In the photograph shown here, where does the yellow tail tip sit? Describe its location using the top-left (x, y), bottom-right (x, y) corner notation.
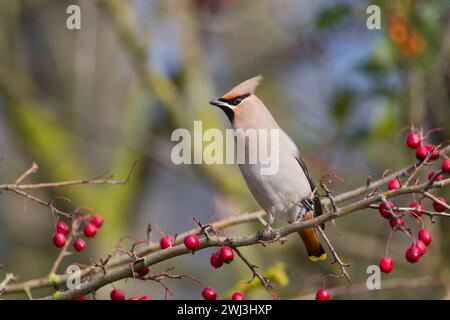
top-left (309, 253), bottom-right (327, 262)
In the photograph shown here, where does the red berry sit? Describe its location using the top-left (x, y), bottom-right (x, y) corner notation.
top-left (433, 197), bottom-right (447, 212)
top-left (90, 214), bottom-right (104, 228)
top-left (220, 246), bottom-right (234, 264)
top-left (405, 246), bottom-right (421, 263)
top-left (442, 159), bottom-right (450, 173)
top-left (232, 292), bottom-right (245, 300)
top-left (414, 240), bottom-right (427, 256)
top-left (56, 222), bottom-right (69, 236)
top-left (159, 235), bottom-right (174, 249)
top-left (137, 266), bottom-right (150, 277)
top-left (378, 200), bottom-right (395, 219)
top-left (426, 144), bottom-right (440, 160)
top-left (53, 233), bottom-right (66, 248)
top-left (389, 217), bottom-right (404, 230)
top-left (83, 223), bottom-right (97, 237)
top-left (140, 295), bottom-right (152, 300)
top-left (210, 252), bottom-right (223, 269)
top-left (418, 229), bottom-right (432, 246)
top-left (406, 131), bottom-right (421, 149)
top-left (315, 289), bottom-right (330, 300)
top-left (73, 239), bottom-right (87, 252)
top-left (110, 288), bottom-right (125, 300)
top-left (184, 234), bottom-right (200, 250)
top-left (408, 202), bottom-right (424, 217)
top-left (415, 145), bottom-right (428, 161)
top-left (73, 296), bottom-right (85, 300)
top-left (388, 179), bottom-right (401, 190)
top-left (202, 287), bottom-right (217, 300)
top-left (428, 170), bottom-right (443, 181)
top-left (379, 256), bottom-right (394, 273)
top-left (128, 296), bottom-right (139, 300)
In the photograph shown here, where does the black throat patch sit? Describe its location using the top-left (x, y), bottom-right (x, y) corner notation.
top-left (217, 93), bottom-right (251, 122)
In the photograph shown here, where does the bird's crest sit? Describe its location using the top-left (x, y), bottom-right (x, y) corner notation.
top-left (222, 75), bottom-right (263, 100)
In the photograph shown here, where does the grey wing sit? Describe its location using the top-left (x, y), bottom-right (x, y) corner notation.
top-left (295, 155), bottom-right (324, 223)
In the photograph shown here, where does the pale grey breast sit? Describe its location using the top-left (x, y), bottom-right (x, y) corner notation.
top-left (237, 129), bottom-right (312, 222)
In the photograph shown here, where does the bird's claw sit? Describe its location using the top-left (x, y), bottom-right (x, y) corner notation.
top-left (301, 198), bottom-right (315, 212)
top-left (256, 227), bottom-right (281, 242)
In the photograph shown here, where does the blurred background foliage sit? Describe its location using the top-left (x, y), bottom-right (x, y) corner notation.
top-left (0, 0), bottom-right (449, 299)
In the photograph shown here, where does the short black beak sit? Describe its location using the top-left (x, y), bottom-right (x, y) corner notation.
top-left (209, 99), bottom-right (222, 107)
top-left (209, 99), bottom-right (234, 122)
top-left (209, 99), bottom-right (231, 109)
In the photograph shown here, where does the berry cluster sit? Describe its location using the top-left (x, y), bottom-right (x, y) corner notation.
top-left (52, 214), bottom-right (104, 253)
top-left (406, 130), bottom-right (444, 163)
top-left (315, 129), bottom-right (448, 300)
top-left (156, 229), bottom-right (242, 300)
top-left (375, 129), bottom-right (448, 272)
top-left (210, 246), bottom-right (234, 268)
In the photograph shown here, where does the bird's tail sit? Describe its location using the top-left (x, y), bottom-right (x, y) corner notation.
top-left (297, 212), bottom-right (326, 261)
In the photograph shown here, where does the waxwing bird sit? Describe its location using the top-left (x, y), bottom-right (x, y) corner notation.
top-left (209, 75), bottom-right (326, 261)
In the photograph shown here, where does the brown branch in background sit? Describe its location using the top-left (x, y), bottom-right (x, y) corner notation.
top-left (0, 160), bottom-right (138, 190)
top-left (0, 161), bottom-right (138, 219)
top-left (4, 187), bottom-right (72, 218)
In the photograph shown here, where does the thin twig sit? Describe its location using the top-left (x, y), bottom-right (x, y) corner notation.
top-left (233, 247), bottom-right (279, 300)
top-left (423, 191), bottom-right (450, 211)
top-left (49, 235), bottom-right (74, 275)
top-left (320, 174), bottom-right (343, 213)
top-left (1, 160), bottom-right (137, 190)
top-left (15, 162), bottom-right (39, 184)
top-left (317, 226), bottom-right (351, 285)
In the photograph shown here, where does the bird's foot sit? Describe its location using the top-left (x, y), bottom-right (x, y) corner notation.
top-left (256, 227), bottom-right (281, 242)
top-left (293, 198), bottom-right (315, 222)
top-left (301, 198), bottom-right (315, 212)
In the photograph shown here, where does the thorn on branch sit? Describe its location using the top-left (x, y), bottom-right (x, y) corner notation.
top-left (320, 173), bottom-right (343, 214)
top-left (90, 254), bottom-right (112, 276)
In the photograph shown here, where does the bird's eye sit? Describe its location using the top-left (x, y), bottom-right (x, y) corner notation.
top-left (221, 93), bottom-right (250, 106)
top-left (233, 98), bottom-right (242, 105)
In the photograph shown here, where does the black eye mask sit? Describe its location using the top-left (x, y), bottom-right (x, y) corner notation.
top-left (219, 93), bottom-right (251, 106)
